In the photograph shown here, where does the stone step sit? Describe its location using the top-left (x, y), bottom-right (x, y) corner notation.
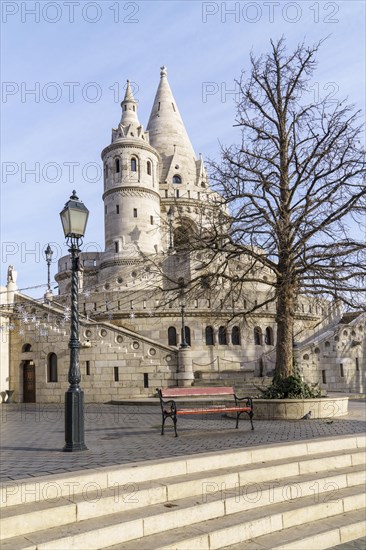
top-left (1, 436), bottom-right (364, 548)
top-left (219, 508), bottom-right (366, 550)
top-left (102, 485), bottom-right (365, 550)
top-left (1, 454), bottom-right (364, 544)
top-left (1, 435), bottom-right (364, 510)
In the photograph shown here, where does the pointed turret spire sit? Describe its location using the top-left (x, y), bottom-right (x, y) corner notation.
top-left (147, 67), bottom-right (197, 183)
top-left (120, 79), bottom-right (139, 126)
top-left (111, 79), bottom-right (150, 143)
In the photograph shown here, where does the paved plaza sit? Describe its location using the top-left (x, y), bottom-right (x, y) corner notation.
top-left (0, 398), bottom-right (365, 550)
top-left (1, 399), bottom-right (365, 483)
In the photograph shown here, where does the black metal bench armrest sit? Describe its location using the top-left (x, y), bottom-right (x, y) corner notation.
top-left (156, 390), bottom-right (177, 415)
top-left (234, 395), bottom-right (253, 409)
top-left (161, 399), bottom-right (177, 415)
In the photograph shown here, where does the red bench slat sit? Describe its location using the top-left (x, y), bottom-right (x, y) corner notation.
top-left (160, 387), bottom-right (234, 398)
top-left (176, 407), bottom-right (251, 415)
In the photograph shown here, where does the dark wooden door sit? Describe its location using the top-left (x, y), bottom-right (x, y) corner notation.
top-left (23, 362), bottom-right (36, 402)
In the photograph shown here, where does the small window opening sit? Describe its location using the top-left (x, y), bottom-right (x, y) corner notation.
top-left (115, 241), bottom-right (119, 253)
top-left (168, 326), bottom-right (177, 346)
top-left (218, 326), bottom-right (227, 345)
top-left (115, 159), bottom-right (120, 173)
top-left (232, 326), bottom-right (240, 346)
top-left (356, 358), bottom-right (359, 371)
top-left (133, 208), bottom-right (137, 218)
top-left (322, 370), bottom-right (327, 384)
top-left (205, 326), bottom-right (214, 346)
top-left (340, 363), bottom-right (344, 377)
top-left (116, 205), bottom-right (119, 214)
top-left (131, 158), bottom-right (137, 172)
top-left (147, 161), bottom-right (151, 175)
top-left (150, 215), bottom-right (154, 225)
top-left (86, 361), bottom-right (90, 375)
top-left (114, 367), bottom-right (119, 382)
top-left (143, 373), bottom-right (149, 388)
top-left (47, 353), bottom-right (58, 382)
top-left (173, 175), bottom-right (181, 184)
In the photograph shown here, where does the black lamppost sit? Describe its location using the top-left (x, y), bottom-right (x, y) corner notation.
top-left (180, 302), bottom-right (188, 348)
top-left (167, 207), bottom-right (174, 252)
top-left (60, 190), bottom-right (89, 452)
top-left (45, 244), bottom-right (53, 292)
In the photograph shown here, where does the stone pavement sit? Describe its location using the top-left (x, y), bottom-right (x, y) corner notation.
top-left (1, 400), bottom-right (365, 483)
top-left (0, 400), bottom-right (365, 550)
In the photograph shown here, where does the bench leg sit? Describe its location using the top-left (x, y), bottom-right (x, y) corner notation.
top-left (235, 411), bottom-right (241, 429)
top-left (249, 411), bottom-right (254, 430)
top-left (235, 411), bottom-right (254, 430)
top-left (161, 414), bottom-right (178, 437)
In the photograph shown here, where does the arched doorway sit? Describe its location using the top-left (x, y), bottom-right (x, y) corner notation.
top-left (23, 361), bottom-right (36, 402)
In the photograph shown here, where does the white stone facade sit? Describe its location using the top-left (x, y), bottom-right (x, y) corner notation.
top-left (1, 68), bottom-right (364, 403)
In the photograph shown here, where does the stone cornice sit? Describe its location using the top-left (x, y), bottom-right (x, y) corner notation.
top-left (103, 186), bottom-right (161, 201)
top-left (100, 259), bottom-right (145, 269)
top-left (101, 141), bottom-right (159, 159)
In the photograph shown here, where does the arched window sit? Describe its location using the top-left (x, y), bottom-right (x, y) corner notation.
top-left (265, 327), bottom-right (274, 345)
top-left (147, 161), bottom-right (152, 175)
top-left (168, 326), bottom-right (177, 346)
top-left (131, 157), bottom-right (137, 172)
top-left (231, 326), bottom-right (240, 345)
top-left (182, 326), bottom-right (191, 346)
top-left (205, 326), bottom-right (214, 345)
top-left (104, 163), bottom-right (108, 179)
top-left (173, 174), bottom-right (181, 184)
top-left (218, 326), bottom-right (227, 345)
top-left (115, 158), bottom-right (120, 173)
top-left (254, 327), bottom-right (263, 345)
top-left (22, 343), bottom-right (32, 352)
top-left (47, 353), bottom-right (58, 383)
top-left (174, 226), bottom-right (191, 250)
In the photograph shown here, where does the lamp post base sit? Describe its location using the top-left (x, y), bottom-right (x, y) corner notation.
top-left (63, 389), bottom-right (88, 452)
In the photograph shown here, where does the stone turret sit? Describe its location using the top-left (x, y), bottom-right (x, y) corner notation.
top-left (101, 80), bottom-right (161, 275)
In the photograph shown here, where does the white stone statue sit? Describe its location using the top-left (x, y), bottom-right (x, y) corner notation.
top-left (7, 265), bottom-right (17, 285)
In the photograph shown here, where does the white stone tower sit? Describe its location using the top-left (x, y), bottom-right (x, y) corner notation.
top-left (100, 81), bottom-right (161, 282)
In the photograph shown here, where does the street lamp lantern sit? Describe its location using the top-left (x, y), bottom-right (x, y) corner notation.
top-left (60, 190), bottom-right (89, 240)
top-left (45, 243), bottom-right (53, 262)
top-left (60, 191), bottom-right (88, 452)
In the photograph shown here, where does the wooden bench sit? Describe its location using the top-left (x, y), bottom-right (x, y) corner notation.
top-left (157, 387), bottom-right (254, 437)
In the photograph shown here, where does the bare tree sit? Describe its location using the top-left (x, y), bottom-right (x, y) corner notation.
top-left (187, 38), bottom-right (366, 380)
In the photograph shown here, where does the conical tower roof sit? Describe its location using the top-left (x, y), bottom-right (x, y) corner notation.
top-left (111, 80), bottom-right (149, 143)
top-left (147, 67), bottom-right (197, 183)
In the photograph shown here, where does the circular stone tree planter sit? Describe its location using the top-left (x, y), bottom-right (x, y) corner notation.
top-left (252, 396), bottom-right (349, 420)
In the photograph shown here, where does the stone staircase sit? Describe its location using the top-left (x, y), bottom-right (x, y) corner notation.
top-left (194, 371), bottom-right (272, 396)
top-left (1, 435), bottom-right (365, 550)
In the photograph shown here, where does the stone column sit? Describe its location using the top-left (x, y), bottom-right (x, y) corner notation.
top-left (177, 346), bottom-right (194, 387)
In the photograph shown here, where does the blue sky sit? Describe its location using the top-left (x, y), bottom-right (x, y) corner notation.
top-left (1, 0), bottom-right (365, 297)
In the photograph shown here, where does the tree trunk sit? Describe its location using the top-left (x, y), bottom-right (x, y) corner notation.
top-left (275, 279), bottom-right (296, 380)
